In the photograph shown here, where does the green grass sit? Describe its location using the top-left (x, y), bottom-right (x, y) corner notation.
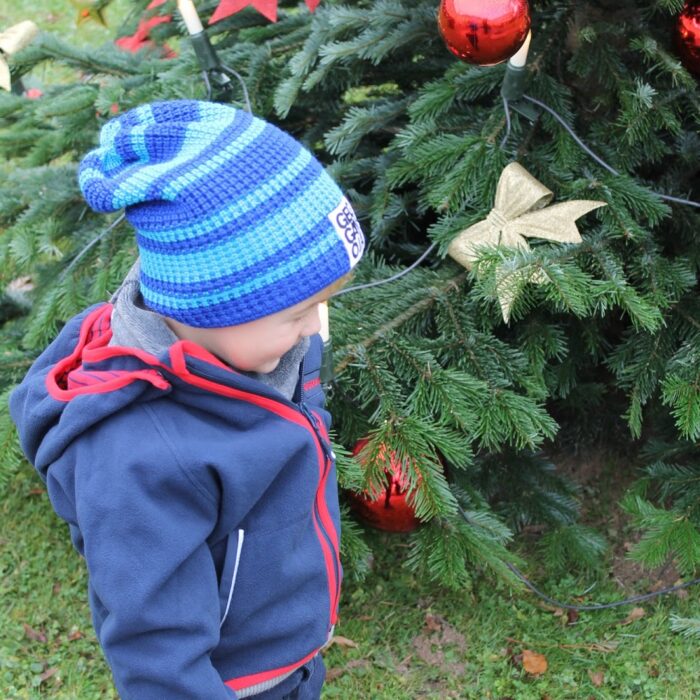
top-left (2, 464), bottom-right (699, 699)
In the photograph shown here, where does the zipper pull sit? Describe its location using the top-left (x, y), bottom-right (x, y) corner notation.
top-left (300, 401), bottom-right (334, 462)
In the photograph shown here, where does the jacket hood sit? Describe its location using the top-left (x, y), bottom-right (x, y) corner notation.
top-left (10, 304), bottom-right (173, 481)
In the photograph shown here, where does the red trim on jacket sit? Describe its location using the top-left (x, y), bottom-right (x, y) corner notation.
top-left (46, 305), bottom-right (170, 400)
top-left (224, 647), bottom-right (319, 692)
top-left (303, 377), bottom-right (321, 392)
top-left (311, 410), bottom-right (342, 620)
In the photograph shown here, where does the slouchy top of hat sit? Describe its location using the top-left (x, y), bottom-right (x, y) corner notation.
top-left (78, 100), bottom-right (365, 328)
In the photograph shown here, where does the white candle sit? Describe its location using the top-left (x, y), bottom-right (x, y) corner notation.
top-left (177, 0), bottom-right (205, 35)
top-left (509, 30), bottom-right (532, 68)
top-left (319, 302), bottom-right (330, 342)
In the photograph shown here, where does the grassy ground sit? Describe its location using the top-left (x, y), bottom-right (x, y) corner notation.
top-left (2, 459), bottom-right (699, 699)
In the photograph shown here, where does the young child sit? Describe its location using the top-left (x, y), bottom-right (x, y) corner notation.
top-left (10, 100), bottom-right (365, 699)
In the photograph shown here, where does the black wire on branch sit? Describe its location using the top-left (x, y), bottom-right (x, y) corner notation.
top-left (456, 507), bottom-right (700, 611)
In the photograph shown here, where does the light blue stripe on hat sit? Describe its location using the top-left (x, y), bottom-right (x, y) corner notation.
top-left (138, 172), bottom-right (340, 281)
top-left (161, 115), bottom-right (266, 200)
top-left (109, 113), bottom-right (237, 210)
top-left (98, 118), bottom-right (124, 173)
top-left (142, 232), bottom-right (339, 310)
top-left (128, 125), bottom-right (150, 164)
top-left (78, 165), bottom-right (105, 192)
top-left (139, 147), bottom-right (314, 243)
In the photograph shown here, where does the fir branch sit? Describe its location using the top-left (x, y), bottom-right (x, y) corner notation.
top-left (334, 272), bottom-right (467, 375)
top-left (669, 615), bottom-right (700, 639)
top-left (622, 494), bottom-right (700, 575)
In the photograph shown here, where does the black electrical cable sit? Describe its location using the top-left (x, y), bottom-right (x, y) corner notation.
top-left (457, 507), bottom-right (700, 610)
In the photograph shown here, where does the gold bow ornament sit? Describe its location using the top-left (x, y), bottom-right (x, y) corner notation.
top-left (447, 162), bottom-right (606, 322)
top-left (0, 21), bottom-right (39, 92)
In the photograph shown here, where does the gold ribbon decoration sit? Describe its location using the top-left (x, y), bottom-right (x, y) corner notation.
top-left (448, 162), bottom-right (606, 322)
top-left (0, 21), bottom-right (39, 92)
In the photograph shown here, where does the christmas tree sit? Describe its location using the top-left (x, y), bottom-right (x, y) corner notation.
top-left (0, 0), bottom-right (698, 594)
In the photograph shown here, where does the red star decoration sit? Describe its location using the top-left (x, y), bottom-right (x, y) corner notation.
top-left (210, 0), bottom-right (278, 24)
top-left (115, 0), bottom-right (176, 57)
top-left (209, 0), bottom-right (320, 24)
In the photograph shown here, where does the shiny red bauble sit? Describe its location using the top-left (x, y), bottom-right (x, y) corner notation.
top-left (347, 438), bottom-right (421, 533)
top-left (438, 0), bottom-right (531, 66)
top-left (675, 1), bottom-right (700, 76)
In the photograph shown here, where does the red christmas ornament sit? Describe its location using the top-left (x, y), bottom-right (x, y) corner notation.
top-left (347, 438), bottom-right (421, 533)
top-left (675, 1), bottom-right (700, 76)
top-left (438, 0), bottom-right (531, 66)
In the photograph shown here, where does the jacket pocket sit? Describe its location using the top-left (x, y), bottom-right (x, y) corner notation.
top-left (219, 528), bottom-right (245, 627)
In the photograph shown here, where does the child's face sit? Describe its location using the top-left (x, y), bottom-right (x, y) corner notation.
top-left (166, 287), bottom-right (329, 374)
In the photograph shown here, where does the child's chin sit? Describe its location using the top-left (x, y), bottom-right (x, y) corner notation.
top-left (253, 358), bottom-right (281, 374)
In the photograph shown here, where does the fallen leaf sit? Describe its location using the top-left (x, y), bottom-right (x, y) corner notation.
top-left (23, 624), bottom-right (47, 643)
top-left (566, 609), bottom-right (580, 624)
top-left (68, 628), bottom-right (83, 641)
top-left (326, 635), bottom-right (358, 649)
top-left (674, 579), bottom-right (689, 599)
top-left (39, 667), bottom-right (59, 683)
top-left (619, 607), bottom-right (645, 625)
top-left (588, 670), bottom-right (605, 687)
top-left (424, 613), bottom-right (442, 632)
top-left (522, 649), bottom-right (548, 676)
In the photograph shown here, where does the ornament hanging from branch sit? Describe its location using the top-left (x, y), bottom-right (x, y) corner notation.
top-left (448, 162), bottom-right (606, 322)
top-left (209, 0), bottom-right (321, 24)
top-left (438, 0), bottom-right (531, 66)
top-left (347, 438), bottom-right (421, 533)
top-left (675, 0), bottom-right (700, 76)
top-left (0, 20), bottom-right (39, 92)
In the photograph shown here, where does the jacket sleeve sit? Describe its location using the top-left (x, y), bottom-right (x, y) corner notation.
top-left (64, 404), bottom-right (237, 700)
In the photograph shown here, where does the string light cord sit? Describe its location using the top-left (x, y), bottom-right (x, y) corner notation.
top-left (520, 94), bottom-right (700, 209)
top-left (331, 241), bottom-right (438, 298)
top-left (506, 561), bottom-right (700, 611)
top-left (501, 95), bottom-right (513, 149)
top-left (456, 506), bottom-right (700, 610)
top-left (202, 62), bottom-right (252, 112)
top-left (60, 213), bottom-right (126, 280)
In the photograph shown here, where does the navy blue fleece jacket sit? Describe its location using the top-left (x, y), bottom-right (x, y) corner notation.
top-left (10, 303), bottom-right (340, 699)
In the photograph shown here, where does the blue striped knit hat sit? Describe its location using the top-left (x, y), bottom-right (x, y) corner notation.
top-left (78, 100), bottom-right (365, 327)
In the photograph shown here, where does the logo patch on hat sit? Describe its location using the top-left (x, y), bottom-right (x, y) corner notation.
top-left (329, 197), bottom-right (365, 267)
